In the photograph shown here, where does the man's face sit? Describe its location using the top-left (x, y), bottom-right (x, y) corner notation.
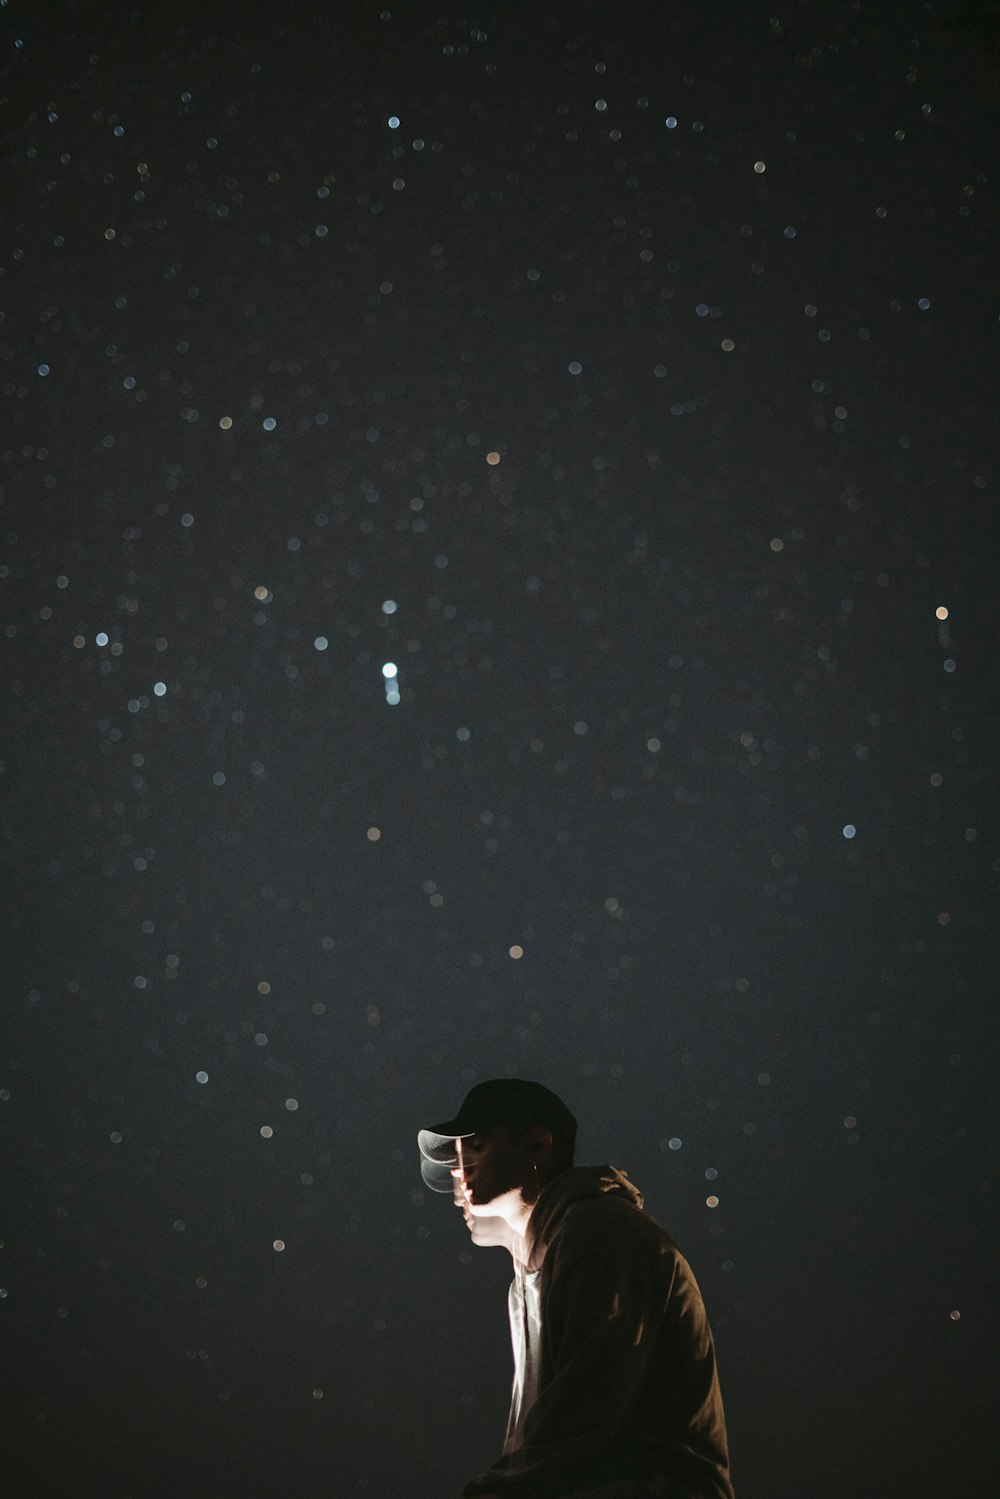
top-left (457, 1125), bottom-right (529, 1211)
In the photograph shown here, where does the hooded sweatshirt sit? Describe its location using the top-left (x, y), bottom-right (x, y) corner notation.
top-left (461, 1165), bottom-right (735, 1499)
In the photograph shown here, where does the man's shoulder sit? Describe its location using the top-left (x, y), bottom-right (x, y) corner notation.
top-left (556, 1192), bottom-right (682, 1256)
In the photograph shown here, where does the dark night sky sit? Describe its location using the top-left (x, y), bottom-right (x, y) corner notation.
top-left (3, 1), bottom-right (998, 1495)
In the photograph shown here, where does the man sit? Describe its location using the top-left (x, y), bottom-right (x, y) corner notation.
top-left (417, 1078), bottom-right (736, 1499)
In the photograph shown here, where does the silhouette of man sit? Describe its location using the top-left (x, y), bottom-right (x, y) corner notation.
top-left (418, 1079), bottom-right (736, 1499)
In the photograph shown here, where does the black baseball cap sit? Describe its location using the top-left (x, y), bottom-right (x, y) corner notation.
top-left (416, 1078), bottom-right (578, 1192)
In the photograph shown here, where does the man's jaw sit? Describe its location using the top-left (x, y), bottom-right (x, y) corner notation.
top-left (467, 1181), bottom-right (524, 1214)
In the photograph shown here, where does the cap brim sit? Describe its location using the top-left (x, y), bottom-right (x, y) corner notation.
top-left (417, 1124), bottom-right (478, 1193)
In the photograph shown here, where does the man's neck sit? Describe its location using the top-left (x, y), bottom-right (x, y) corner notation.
top-left (487, 1182), bottom-right (537, 1242)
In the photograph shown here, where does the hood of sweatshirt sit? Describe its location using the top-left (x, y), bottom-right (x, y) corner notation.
top-left (524, 1163), bottom-right (644, 1274)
